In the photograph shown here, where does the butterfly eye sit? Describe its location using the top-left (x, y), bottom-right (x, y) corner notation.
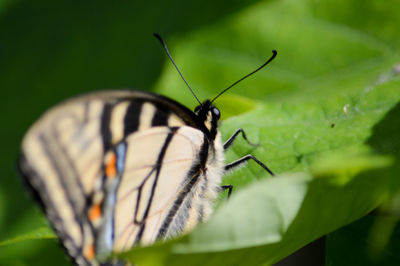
top-left (212, 107), bottom-right (221, 120)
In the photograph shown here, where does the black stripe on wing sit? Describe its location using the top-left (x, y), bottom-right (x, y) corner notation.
top-left (49, 110), bottom-right (89, 202)
top-left (18, 153), bottom-right (90, 266)
top-left (38, 133), bottom-right (87, 247)
top-left (123, 101), bottom-right (143, 137)
top-left (152, 105), bottom-right (170, 127)
top-left (156, 134), bottom-right (209, 239)
top-left (132, 167), bottom-right (156, 225)
top-left (133, 127), bottom-right (179, 244)
top-left (101, 103), bottom-right (113, 150)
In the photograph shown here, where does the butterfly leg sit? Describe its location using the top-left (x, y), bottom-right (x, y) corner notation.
top-left (220, 185), bottom-right (233, 199)
top-left (225, 155), bottom-right (274, 176)
top-left (223, 128), bottom-right (258, 150)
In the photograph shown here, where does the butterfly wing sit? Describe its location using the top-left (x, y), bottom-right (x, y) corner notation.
top-left (19, 90), bottom-right (211, 265)
top-left (110, 126), bottom-right (208, 251)
top-left (20, 95), bottom-right (106, 265)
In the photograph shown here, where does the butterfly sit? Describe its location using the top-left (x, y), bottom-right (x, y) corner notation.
top-left (18, 33), bottom-right (277, 266)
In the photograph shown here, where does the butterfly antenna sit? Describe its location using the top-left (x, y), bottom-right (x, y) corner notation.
top-left (154, 33), bottom-right (202, 105)
top-left (211, 50), bottom-right (277, 103)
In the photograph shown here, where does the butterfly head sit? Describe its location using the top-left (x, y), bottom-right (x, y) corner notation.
top-left (154, 33), bottom-right (276, 140)
top-left (194, 100), bottom-right (220, 140)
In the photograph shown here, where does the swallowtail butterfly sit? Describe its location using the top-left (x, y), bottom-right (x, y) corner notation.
top-left (18, 33), bottom-right (277, 265)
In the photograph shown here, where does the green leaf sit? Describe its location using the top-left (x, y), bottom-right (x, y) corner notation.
top-left (175, 173), bottom-right (311, 253)
top-left (0, 227), bottom-right (55, 247)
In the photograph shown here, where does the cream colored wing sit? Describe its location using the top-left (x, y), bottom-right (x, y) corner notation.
top-left (19, 91), bottom-right (210, 265)
top-left (20, 99), bottom-right (106, 266)
top-left (111, 126), bottom-right (208, 252)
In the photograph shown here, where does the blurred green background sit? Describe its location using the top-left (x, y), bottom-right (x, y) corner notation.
top-left (1, 0), bottom-right (400, 265)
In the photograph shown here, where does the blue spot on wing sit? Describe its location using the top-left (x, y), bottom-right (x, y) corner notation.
top-left (116, 143), bottom-right (127, 173)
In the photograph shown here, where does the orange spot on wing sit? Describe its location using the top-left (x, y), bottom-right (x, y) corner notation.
top-left (85, 243), bottom-right (95, 260)
top-left (89, 204), bottom-right (102, 221)
top-left (105, 152), bottom-right (117, 178)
